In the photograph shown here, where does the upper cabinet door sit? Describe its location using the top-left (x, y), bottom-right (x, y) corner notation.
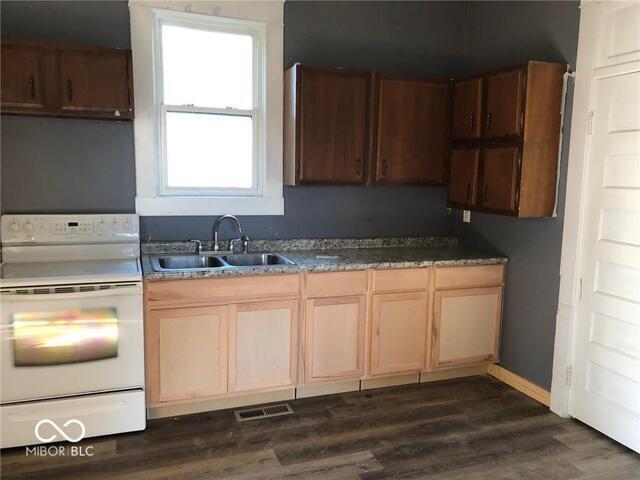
top-left (375, 76), bottom-right (449, 184)
top-left (452, 77), bottom-right (482, 140)
top-left (58, 49), bottom-right (132, 118)
top-left (448, 148), bottom-right (480, 208)
top-left (481, 146), bottom-right (519, 213)
top-left (298, 67), bottom-right (369, 184)
top-left (1, 44), bottom-right (46, 111)
top-left (484, 69), bottom-right (525, 139)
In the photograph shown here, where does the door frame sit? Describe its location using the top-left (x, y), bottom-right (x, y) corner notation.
top-left (550, 0), bottom-right (640, 417)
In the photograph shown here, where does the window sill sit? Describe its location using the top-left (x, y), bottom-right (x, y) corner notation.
top-left (135, 196), bottom-right (284, 216)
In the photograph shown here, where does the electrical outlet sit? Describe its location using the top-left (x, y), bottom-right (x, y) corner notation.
top-left (463, 210), bottom-right (471, 223)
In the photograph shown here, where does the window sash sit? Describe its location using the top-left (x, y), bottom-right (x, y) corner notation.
top-left (154, 12), bottom-right (265, 197)
top-left (159, 104), bottom-right (260, 196)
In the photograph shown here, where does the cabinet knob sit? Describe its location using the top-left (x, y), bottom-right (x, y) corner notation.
top-left (382, 158), bottom-right (389, 176)
top-left (29, 75), bottom-right (36, 99)
top-left (483, 184), bottom-right (488, 202)
top-left (469, 113), bottom-right (474, 131)
top-left (355, 157), bottom-right (362, 175)
top-left (486, 112), bottom-right (492, 130)
top-left (66, 79), bottom-right (73, 102)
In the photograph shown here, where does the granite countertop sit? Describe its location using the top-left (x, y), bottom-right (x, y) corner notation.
top-left (141, 236), bottom-right (507, 281)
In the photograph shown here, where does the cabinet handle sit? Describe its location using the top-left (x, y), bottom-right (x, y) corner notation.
top-left (355, 157), bottom-right (362, 176)
top-left (382, 158), bottom-right (389, 176)
top-left (483, 184), bottom-right (488, 202)
top-left (466, 183), bottom-right (471, 200)
top-left (66, 79), bottom-right (73, 102)
top-left (29, 75), bottom-right (36, 99)
top-left (486, 112), bottom-right (492, 130)
top-left (469, 113), bottom-right (474, 131)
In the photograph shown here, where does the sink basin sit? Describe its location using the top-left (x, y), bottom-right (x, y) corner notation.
top-left (220, 253), bottom-right (295, 267)
top-left (150, 252), bottom-right (295, 271)
top-left (154, 255), bottom-right (227, 270)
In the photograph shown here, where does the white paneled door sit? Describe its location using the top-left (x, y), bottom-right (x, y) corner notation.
top-left (569, 1), bottom-right (640, 453)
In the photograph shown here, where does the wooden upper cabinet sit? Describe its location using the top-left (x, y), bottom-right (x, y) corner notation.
top-left (1, 40), bottom-right (133, 120)
top-left (448, 148), bottom-right (479, 208)
top-left (58, 49), bottom-right (132, 118)
top-left (1, 44), bottom-right (46, 112)
top-left (481, 146), bottom-right (519, 213)
top-left (449, 61), bottom-right (565, 217)
top-left (452, 77), bottom-right (482, 140)
top-left (374, 76), bottom-right (449, 184)
top-left (484, 68), bottom-right (525, 139)
top-left (284, 65), bottom-right (369, 185)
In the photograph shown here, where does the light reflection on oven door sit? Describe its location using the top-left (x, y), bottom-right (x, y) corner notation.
top-left (11, 308), bottom-right (118, 366)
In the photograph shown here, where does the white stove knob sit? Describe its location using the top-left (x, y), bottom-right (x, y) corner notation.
top-left (97, 221), bottom-right (106, 232)
top-left (9, 221), bottom-right (18, 232)
top-left (111, 221), bottom-right (119, 232)
top-left (123, 219), bottom-right (133, 231)
top-left (24, 221), bottom-right (33, 232)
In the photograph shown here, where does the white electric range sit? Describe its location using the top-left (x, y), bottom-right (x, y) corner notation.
top-left (0, 214), bottom-right (145, 448)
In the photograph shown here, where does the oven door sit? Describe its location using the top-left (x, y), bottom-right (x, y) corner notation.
top-left (1, 283), bottom-right (144, 403)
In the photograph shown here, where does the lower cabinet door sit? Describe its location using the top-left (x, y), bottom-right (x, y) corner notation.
top-left (431, 287), bottom-right (503, 370)
top-left (228, 300), bottom-right (298, 392)
top-left (148, 306), bottom-right (228, 404)
top-left (304, 295), bottom-right (366, 382)
top-left (370, 292), bottom-right (428, 376)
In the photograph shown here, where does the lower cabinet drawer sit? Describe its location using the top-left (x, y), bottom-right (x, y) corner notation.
top-left (372, 268), bottom-right (430, 293)
top-left (306, 271), bottom-right (368, 298)
top-left (434, 264), bottom-right (504, 289)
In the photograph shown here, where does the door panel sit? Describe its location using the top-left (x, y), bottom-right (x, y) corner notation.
top-left (229, 300), bottom-right (297, 392)
top-left (299, 68), bottom-right (368, 183)
top-left (432, 287), bottom-right (502, 370)
top-left (571, 66), bottom-right (640, 452)
top-left (452, 77), bottom-right (482, 140)
top-left (375, 77), bottom-right (449, 184)
top-left (484, 69), bottom-right (524, 138)
top-left (448, 148), bottom-right (480, 207)
top-left (58, 49), bottom-right (131, 115)
top-left (152, 306), bottom-right (227, 403)
top-left (304, 296), bottom-right (366, 382)
top-left (370, 292), bottom-right (427, 376)
top-left (1, 44), bottom-right (45, 109)
top-left (481, 146), bottom-right (519, 212)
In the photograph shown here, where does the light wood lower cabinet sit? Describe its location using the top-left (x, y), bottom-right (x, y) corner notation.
top-left (431, 286), bottom-right (502, 370)
top-left (228, 300), bottom-right (298, 392)
top-left (304, 295), bottom-right (366, 382)
top-left (370, 292), bottom-right (428, 376)
top-left (147, 306), bottom-right (228, 404)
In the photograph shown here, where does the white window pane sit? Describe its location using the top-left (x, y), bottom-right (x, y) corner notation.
top-left (162, 25), bottom-right (253, 109)
top-left (165, 112), bottom-right (253, 189)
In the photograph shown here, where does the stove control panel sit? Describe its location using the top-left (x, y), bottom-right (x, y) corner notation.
top-left (1, 214), bottom-right (140, 244)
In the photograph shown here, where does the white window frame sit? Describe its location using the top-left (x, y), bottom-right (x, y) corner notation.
top-left (129, 1), bottom-right (284, 215)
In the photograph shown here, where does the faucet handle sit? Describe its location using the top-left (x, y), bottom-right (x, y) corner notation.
top-left (189, 239), bottom-right (202, 255)
top-left (241, 235), bottom-right (250, 254)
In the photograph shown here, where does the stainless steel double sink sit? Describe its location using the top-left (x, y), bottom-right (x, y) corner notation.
top-left (150, 252), bottom-right (296, 272)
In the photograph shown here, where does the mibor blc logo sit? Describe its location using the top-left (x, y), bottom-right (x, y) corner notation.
top-left (26, 419), bottom-right (94, 457)
top-left (34, 419), bottom-right (85, 443)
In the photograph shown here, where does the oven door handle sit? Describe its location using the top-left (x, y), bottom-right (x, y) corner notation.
top-left (0, 284), bottom-right (142, 301)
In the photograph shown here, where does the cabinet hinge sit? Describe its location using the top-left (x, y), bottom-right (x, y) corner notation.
top-left (578, 277), bottom-right (583, 301)
top-left (587, 111), bottom-right (594, 135)
top-left (566, 365), bottom-right (573, 387)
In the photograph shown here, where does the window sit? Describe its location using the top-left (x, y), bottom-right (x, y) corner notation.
top-left (130, 3), bottom-right (284, 215)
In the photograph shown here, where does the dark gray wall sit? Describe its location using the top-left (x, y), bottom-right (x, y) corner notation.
top-left (1, 0), bottom-right (465, 239)
top-left (1, 1), bottom-right (581, 389)
top-left (455, 1), bottom-right (580, 389)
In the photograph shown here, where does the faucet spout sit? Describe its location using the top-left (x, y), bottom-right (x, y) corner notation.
top-left (212, 215), bottom-right (243, 252)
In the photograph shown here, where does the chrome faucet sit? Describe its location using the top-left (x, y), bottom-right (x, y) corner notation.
top-left (213, 215), bottom-right (248, 253)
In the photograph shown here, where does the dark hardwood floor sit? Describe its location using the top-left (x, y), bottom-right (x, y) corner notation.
top-left (2, 376), bottom-right (638, 479)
